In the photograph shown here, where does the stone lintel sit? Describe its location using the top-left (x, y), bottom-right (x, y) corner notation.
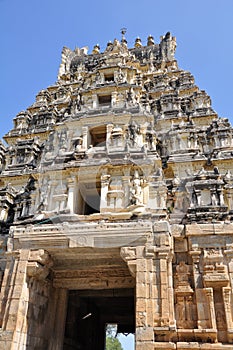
top-left (53, 276), bottom-right (134, 289)
top-left (11, 221), bottom-right (153, 249)
top-left (176, 345), bottom-right (233, 350)
top-left (186, 223), bottom-right (233, 236)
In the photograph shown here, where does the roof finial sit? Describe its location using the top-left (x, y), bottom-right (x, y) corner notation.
top-left (121, 27), bottom-right (127, 44)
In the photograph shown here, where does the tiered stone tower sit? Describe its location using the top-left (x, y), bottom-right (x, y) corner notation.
top-left (0, 31), bottom-right (233, 349)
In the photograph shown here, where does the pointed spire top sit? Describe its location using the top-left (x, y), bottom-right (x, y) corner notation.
top-left (134, 37), bottom-right (142, 48)
top-left (121, 27), bottom-right (127, 44)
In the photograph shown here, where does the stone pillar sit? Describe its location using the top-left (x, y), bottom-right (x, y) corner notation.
top-left (82, 126), bottom-right (88, 150)
top-left (106, 124), bottom-right (113, 144)
top-left (23, 249), bottom-right (54, 349)
top-left (0, 244), bottom-right (56, 350)
top-left (0, 250), bottom-right (20, 330)
top-left (121, 246), bottom-right (154, 350)
top-left (226, 190), bottom-right (233, 211)
top-left (190, 250), bottom-right (204, 329)
top-left (223, 249), bottom-right (233, 342)
top-left (111, 92), bottom-right (117, 107)
top-left (92, 93), bottom-right (98, 109)
top-left (157, 251), bottom-right (170, 325)
top-left (218, 188), bottom-right (225, 206)
top-left (167, 253), bottom-right (175, 329)
top-left (29, 192), bottom-right (37, 216)
top-left (140, 125), bottom-right (147, 146)
top-left (190, 250), bottom-right (201, 288)
top-left (222, 287), bottom-right (233, 342)
top-left (67, 176), bottom-right (76, 214)
top-left (214, 135), bottom-right (220, 148)
top-left (205, 287), bottom-right (217, 330)
top-left (1, 249), bottom-right (30, 349)
top-left (49, 289), bottom-right (68, 350)
top-left (122, 168), bottom-right (131, 208)
top-left (190, 249), bottom-right (217, 342)
top-left (148, 184), bottom-right (158, 210)
top-left (48, 179), bottom-right (57, 211)
top-left (100, 172), bottom-right (110, 211)
top-left (121, 231), bottom-right (173, 350)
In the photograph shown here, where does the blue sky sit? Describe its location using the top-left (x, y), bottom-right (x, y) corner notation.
top-left (1, 0), bottom-right (233, 142)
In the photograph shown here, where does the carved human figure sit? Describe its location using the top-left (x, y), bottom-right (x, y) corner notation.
top-left (0, 204), bottom-right (9, 222)
top-left (186, 296), bottom-right (194, 324)
top-left (44, 132), bottom-right (55, 160)
top-left (176, 133), bottom-right (182, 149)
top-left (38, 178), bottom-right (50, 211)
top-left (146, 126), bottom-right (156, 150)
top-left (194, 188), bottom-right (201, 206)
top-left (172, 175), bottom-right (180, 193)
top-left (58, 131), bottom-right (68, 153)
top-left (202, 136), bottom-right (209, 153)
top-left (126, 88), bottom-right (136, 106)
top-left (71, 94), bottom-right (82, 113)
top-left (74, 137), bottom-right (83, 152)
top-left (95, 71), bottom-right (103, 85)
top-left (17, 151), bottom-right (25, 164)
top-left (130, 170), bottom-right (143, 205)
top-left (211, 189), bottom-right (219, 206)
top-left (115, 68), bottom-right (127, 84)
top-left (175, 296), bottom-right (185, 328)
top-left (128, 122), bottom-right (140, 146)
top-left (191, 188), bottom-right (198, 207)
top-left (192, 133), bottom-right (199, 148)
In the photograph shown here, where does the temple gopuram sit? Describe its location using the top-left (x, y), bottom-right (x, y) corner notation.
top-left (1, 31), bottom-right (233, 349)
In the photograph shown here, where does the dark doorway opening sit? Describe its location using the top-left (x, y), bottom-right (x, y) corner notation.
top-left (77, 181), bottom-right (101, 215)
top-left (90, 125), bottom-right (107, 147)
top-left (63, 288), bottom-right (135, 350)
top-left (98, 95), bottom-right (111, 107)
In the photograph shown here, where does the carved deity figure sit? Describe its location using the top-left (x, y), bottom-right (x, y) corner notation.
top-left (211, 189), bottom-right (219, 206)
top-left (128, 122), bottom-right (140, 146)
top-left (175, 296), bottom-right (185, 327)
top-left (74, 137), bottom-right (83, 152)
top-left (43, 132), bottom-right (55, 161)
top-left (175, 295), bottom-right (196, 329)
top-left (71, 93), bottom-right (82, 114)
top-left (115, 68), bottom-right (127, 84)
top-left (126, 87), bottom-right (138, 106)
top-left (16, 151), bottom-right (25, 164)
top-left (0, 204), bottom-right (9, 222)
top-left (37, 178), bottom-right (50, 211)
top-left (58, 131), bottom-right (69, 154)
top-left (130, 170), bottom-right (143, 205)
top-left (145, 124), bottom-right (156, 150)
top-left (95, 71), bottom-right (103, 85)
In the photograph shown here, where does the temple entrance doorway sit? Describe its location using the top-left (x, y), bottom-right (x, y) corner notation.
top-left (63, 288), bottom-right (135, 350)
